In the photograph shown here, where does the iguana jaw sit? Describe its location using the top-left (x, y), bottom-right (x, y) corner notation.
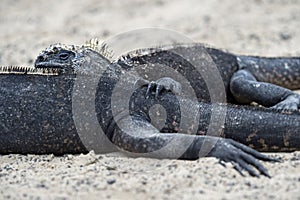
top-left (34, 60), bottom-right (72, 74)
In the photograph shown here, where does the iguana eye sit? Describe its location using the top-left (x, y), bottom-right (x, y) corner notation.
top-left (58, 52), bottom-right (71, 60)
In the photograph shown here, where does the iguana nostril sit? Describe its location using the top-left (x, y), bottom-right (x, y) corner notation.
top-left (36, 55), bottom-right (46, 62)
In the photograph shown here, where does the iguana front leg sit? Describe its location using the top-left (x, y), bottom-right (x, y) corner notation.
top-left (230, 69), bottom-right (300, 110)
top-left (108, 87), bottom-right (278, 177)
top-left (110, 113), bottom-right (276, 178)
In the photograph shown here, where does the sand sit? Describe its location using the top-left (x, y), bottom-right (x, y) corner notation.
top-left (0, 0), bottom-right (300, 199)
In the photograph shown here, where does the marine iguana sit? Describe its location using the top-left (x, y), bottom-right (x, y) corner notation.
top-left (0, 40), bottom-right (299, 177)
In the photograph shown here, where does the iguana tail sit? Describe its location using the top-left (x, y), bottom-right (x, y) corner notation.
top-left (197, 102), bottom-right (300, 152)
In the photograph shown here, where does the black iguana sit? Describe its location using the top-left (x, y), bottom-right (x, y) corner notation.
top-left (0, 40), bottom-right (299, 177)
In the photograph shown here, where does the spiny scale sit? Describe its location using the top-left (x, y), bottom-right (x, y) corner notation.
top-left (0, 66), bottom-right (61, 75)
top-left (84, 38), bottom-right (114, 61)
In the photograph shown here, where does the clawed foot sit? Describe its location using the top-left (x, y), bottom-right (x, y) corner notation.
top-left (146, 77), bottom-right (182, 98)
top-left (271, 94), bottom-right (300, 111)
top-left (135, 77), bottom-right (182, 98)
top-left (208, 138), bottom-right (280, 178)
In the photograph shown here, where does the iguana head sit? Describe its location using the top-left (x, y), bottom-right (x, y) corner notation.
top-left (34, 38), bottom-right (113, 75)
top-left (34, 43), bottom-right (82, 74)
top-left (0, 39), bottom-right (113, 76)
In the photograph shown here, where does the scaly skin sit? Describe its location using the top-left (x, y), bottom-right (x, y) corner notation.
top-left (1, 41), bottom-right (299, 177)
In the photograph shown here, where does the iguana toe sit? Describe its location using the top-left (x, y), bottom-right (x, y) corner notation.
top-left (271, 94), bottom-right (300, 111)
top-left (208, 138), bottom-right (275, 178)
top-left (146, 77), bottom-right (182, 98)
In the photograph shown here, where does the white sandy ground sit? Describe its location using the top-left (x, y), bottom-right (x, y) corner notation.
top-left (0, 0), bottom-right (300, 199)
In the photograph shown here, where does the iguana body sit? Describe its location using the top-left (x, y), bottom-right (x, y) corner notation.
top-left (117, 44), bottom-right (300, 109)
top-left (0, 42), bottom-right (299, 177)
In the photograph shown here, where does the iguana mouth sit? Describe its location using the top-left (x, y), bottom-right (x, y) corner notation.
top-left (34, 61), bottom-right (66, 69)
top-left (0, 65), bottom-right (62, 75)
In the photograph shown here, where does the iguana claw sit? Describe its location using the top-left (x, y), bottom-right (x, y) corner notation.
top-left (146, 77), bottom-right (182, 98)
top-left (208, 138), bottom-right (279, 178)
top-left (270, 94), bottom-right (300, 111)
